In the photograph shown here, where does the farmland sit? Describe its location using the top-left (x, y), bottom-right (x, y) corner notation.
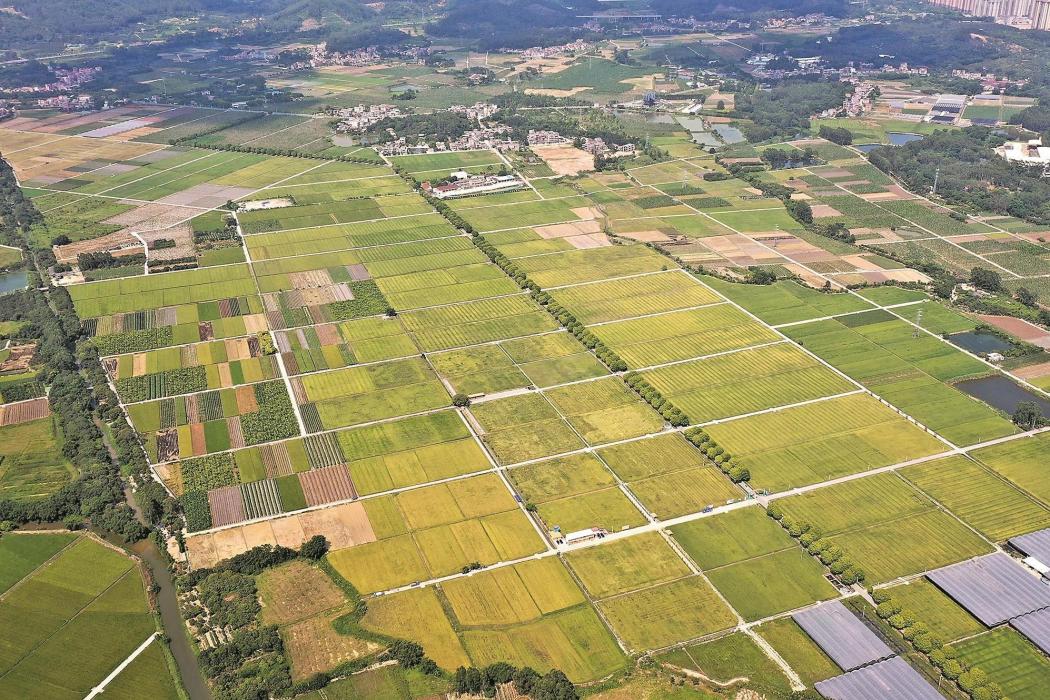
top-left (705, 393), bottom-right (946, 491)
top-left (0, 534), bottom-right (178, 700)
top-left (776, 472), bottom-right (993, 583)
top-left (16, 102), bottom-right (1050, 700)
top-left (956, 629), bottom-right (1050, 700)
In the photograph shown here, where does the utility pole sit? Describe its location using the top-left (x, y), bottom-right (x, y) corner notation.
top-left (931, 167), bottom-right (940, 196)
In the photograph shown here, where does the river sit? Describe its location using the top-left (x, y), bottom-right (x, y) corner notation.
top-left (125, 487), bottom-right (211, 700)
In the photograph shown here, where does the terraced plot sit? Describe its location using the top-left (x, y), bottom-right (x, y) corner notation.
top-left (956, 628), bottom-right (1050, 700)
top-left (512, 243), bottom-right (669, 287)
top-left (670, 506), bottom-right (836, 620)
top-left (545, 377), bottom-right (664, 445)
top-left (506, 452), bottom-right (644, 533)
top-left (297, 357), bottom-right (450, 430)
top-left (0, 536), bottom-right (160, 700)
top-left (970, 433), bottom-right (1050, 507)
top-left (399, 295), bottom-right (558, 352)
top-left (902, 455), bottom-right (1050, 541)
top-left (883, 579), bottom-right (984, 642)
top-left (598, 433), bottom-right (740, 518)
top-left (702, 276), bottom-right (874, 326)
top-left (329, 477), bottom-right (543, 592)
top-left (784, 313), bottom-right (1017, 446)
top-left (469, 393), bottom-right (584, 464)
top-left (551, 271), bottom-right (719, 324)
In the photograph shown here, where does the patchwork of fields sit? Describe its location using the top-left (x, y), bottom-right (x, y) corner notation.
top-left (22, 118), bottom-right (1050, 695)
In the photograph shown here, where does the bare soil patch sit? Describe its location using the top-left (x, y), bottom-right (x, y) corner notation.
top-left (532, 144), bottom-right (594, 176)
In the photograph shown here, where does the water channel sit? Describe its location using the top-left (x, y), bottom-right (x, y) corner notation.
top-left (125, 487), bottom-right (210, 700)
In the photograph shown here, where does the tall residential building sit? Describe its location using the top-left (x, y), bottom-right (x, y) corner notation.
top-left (1034, 0), bottom-right (1050, 28)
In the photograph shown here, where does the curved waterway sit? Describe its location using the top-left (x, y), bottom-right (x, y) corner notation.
top-left (125, 488), bottom-right (210, 699)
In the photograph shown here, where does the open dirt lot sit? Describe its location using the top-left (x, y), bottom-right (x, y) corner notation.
top-left (532, 144), bottom-right (594, 176)
top-left (185, 501), bottom-right (376, 568)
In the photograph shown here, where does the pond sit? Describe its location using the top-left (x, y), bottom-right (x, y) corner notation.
top-left (712, 124), bottom-right (746, 144)
top-left (0, 270), bottom-right (28, 295)
top-left (955, 375), bottom-right (1050, 417)
top-left (888, 132), bottom-right (924, 146)
top-left (692, 132), bottom-right (722, 147)
top-left (613, 110), bottom-right (677, 125)
top-left (855, 133), bottom-right (924, 154)
top-left (947, 330), bottom-right (1013, 355)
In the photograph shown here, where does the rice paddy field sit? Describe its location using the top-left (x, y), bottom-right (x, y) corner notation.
top-left (783, 312), bottom-right (1017, 446)
top-left (32, 112), bottom-right (1050, 695)
top-left (0, 534), bottom-right (178, 700)
top-left (705, 393), bottom-right (946, 491)
top-left (776, 472), bottom-right (993, 583)
top-left (956, 628), bottom-right (1050, 700)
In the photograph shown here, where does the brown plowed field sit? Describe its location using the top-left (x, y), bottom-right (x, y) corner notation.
top-left (0, 397), bottom-right (51, 426)
top-left (209, 484), bottom-right (247, 528)
top-left (300, 465), bottom-right (357, 507)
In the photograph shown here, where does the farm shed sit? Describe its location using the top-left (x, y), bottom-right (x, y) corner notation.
top-left (814, 656), bottom-right (943, 700)
top-left (793, 600), bottom-right (894, 672)
top-left (1010, 528), bottom-right (1050, 575)
top-left (926, 553), bottom-right (1050, 627)
top-left (1010, 607), bottom-right (1050, 655)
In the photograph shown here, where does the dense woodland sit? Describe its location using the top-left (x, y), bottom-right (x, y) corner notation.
top-left (734, 79), bottom-right (850, 142)
top-left (868, 127), bottom-right (1050, 226)
top-left (429, 0), bottom-right (597, 49)
top-left (798, 20), bottom-right (1008, 70)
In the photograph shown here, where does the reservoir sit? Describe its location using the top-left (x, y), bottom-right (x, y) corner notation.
top-left (712, 124), bottom-right (745, 144)
top-left (888, 132), bottom-right (924, 145)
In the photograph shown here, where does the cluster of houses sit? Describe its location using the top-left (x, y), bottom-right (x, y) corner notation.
top-left (581, 137), bottom-right (636, 158)
top-left (449, 102), bottom-right (499, 121)
top-left (0, 102), bottom-right (13, 121)
top-left (5, 66), bottom-right (100, 95)
top-left (280, 42), bottom-right (431, 71)
top-left (513, 40), bottom-right (590, 59)
top-left (333, 103), bottom-right (406, 133)
top-left (526, 129), bottom-right (635, 157)
top-left (526, 130), bottom-right (569, 146)
top-left (448, 125), bottom-right (518, 152)
top-left (818, 80), bottom-right (878, 119)
top-left (36, 94), bottom-right (94, 111)
top-left (376, 127), bottom-right (521, 157)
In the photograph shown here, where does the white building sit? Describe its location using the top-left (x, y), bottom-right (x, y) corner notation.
top-left (996, 138), bottom-right (1050, 165)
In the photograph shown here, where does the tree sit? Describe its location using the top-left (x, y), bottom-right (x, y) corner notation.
top-left (1016, 286), bottom-right (1038, 307)
top-left (787, 199), bottom-right (813, 225)
top-left (1013, 401), bottom-right (1043, 430)
top-left (452, 393), bottom-right (470, 407)
top-left (819, 125), bottom-right (853, 145)
top-left (299, 535), bottom-right (329, 560)
top-left (970, 267), bottom-right (1002, 292)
